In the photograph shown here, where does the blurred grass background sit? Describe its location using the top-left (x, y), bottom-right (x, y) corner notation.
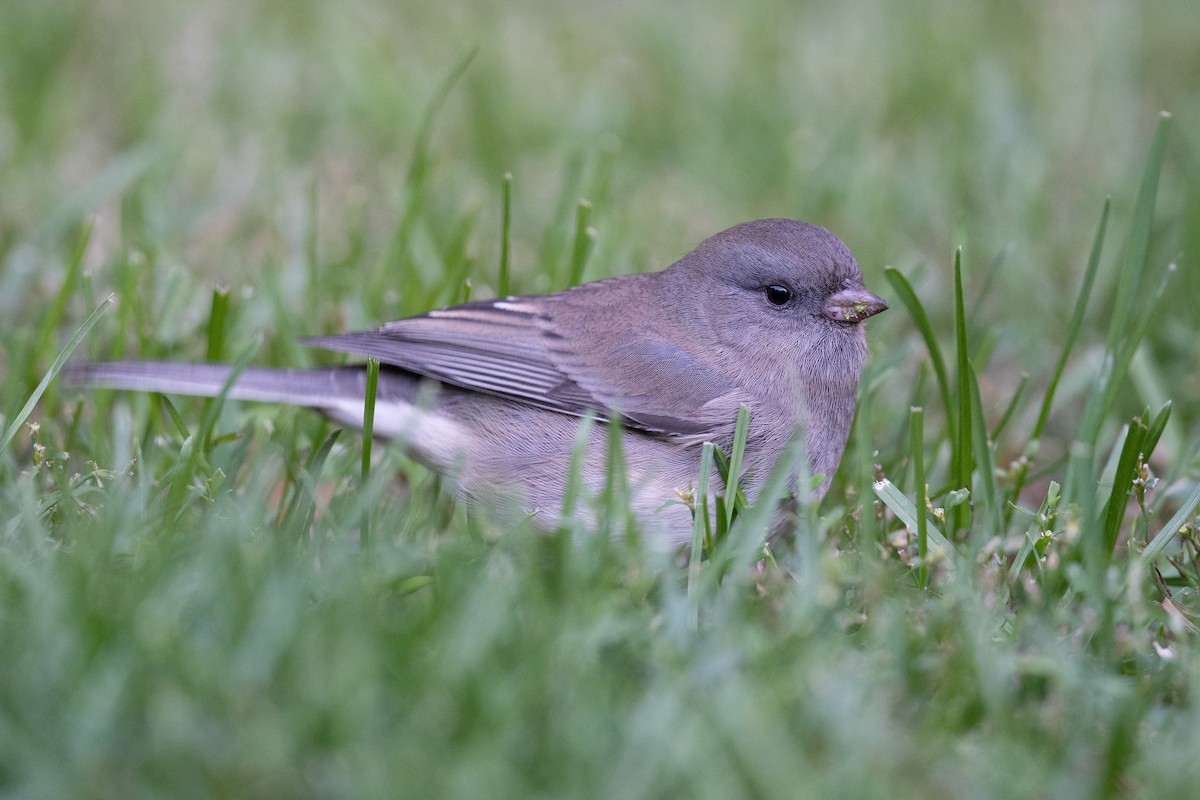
top-left (2, 0), bottom-right (1199, 797)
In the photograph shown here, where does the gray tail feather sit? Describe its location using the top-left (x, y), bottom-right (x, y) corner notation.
top-left (62, 362), bottom-right (421, 409)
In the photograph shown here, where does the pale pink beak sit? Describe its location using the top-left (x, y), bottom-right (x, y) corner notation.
top-left (823, 287), bottom-right (889, 323)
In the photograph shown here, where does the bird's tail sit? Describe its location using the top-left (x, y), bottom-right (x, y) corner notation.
top-left (63, 361), bottom-right (467, 467)
top-left (62, 361), bottom-right (420, 406)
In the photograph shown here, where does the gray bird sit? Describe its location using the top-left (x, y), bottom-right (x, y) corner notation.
top-left (65, 219), bottom-right (887, 544)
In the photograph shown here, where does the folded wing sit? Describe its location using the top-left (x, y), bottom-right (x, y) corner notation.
top-left (300, 294), bottom-right (746, 439)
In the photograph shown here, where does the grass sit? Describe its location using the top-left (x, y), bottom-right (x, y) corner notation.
top-left (2, 0), bottom-right (1200, 797)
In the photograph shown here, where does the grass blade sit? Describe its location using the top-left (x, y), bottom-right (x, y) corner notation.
top-left (204, 285), bottom-right (232, 363)
top-left (1105, 112), bottom-right (1170, 354)
top-left (377, 47), bottom-right (479, 299)
top-left (911, 406), bottom-right (929, 588)
top-left (968, 360), bottom-right (1003, 545)
top-left (1099, 413), bottom-right (1147, 556)
top-left (952, 248), bottom-right (973, 536)
top-left (1009, 482), bottom-right (1061, 585)
top-left (280, 429), bottom-right (343, 538)
top-left (602, 409), bottom-right (634, 539)
top-left (498, 172), bottom-right (513, 297)
top-left (1064, 118), bottom-right (1170, 514)
top-left (688, 442), bottom-right (716, 627)
top-left (1141, 401), bottom-right (1171, 465)
top-left (34, 220), bottom-right (92, 381)
top-left (566, 199), bottom-right (595, 286)
top-left (990, 373), bottom-right (1028, 443)
top-left (1007, 200), bottom-right (1109, 517)
top-left (559, 412), bottom-right (596, 526)
top-left (723, 405), bottom-right (752, 534)
top-left (1140, 481), bottom-right (1200, 564)
top-left (873, 478), bottom-right (960, 573)
top-left (2, 295), bottom-right (112, 457)
top-left (884, 267), bottom-right (952, 429)
top-left (360, 357), bottom-right (380, 549)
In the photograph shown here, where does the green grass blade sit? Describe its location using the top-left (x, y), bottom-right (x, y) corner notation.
top-left (1035, 200), bottom-right (1109, 441)
top-left (280, 429), bottom-right (342, 538)
top-left (712, 435), bottom-right (806, 579)
top-left (952, 248), bottom-right (973, 536)
top-left (1102, 259), bottom-right (1175, 417)
top-left (407, 46), bottom-right (479, 188)
top-left (559, 413), bottom-right (595, 524)
top-left (498, 172), bottom-right (513, 297)
top-left (1140, 481), bottom-right (1200, 564)
top-left (1009, 482), bottom-right (1061, 585)
top-left (884, 267), bottom-right (953, 430)
top-left (911, 406), bottom-right (929, 588)
top-left (2, 294), bottom-right (112, 457)
top-left (872, 478), bottom-right (960, 573)
top-left (688, 442), bottom-right (716, 627)
top-left (723, 405), bottom-right (752, 534)
top-left (1007, 200), bottom-right (1109, 518)
top-left (33, 220), bottom-right (92, 381)
top-left (204, 286), bottom-right (232, 363)
top-left (157, 395), bottom-right (191, 440)
top-left (160, 341), bottom-right (259, 520)
top-left (306, 178), bottom-right (320, 316)
top-left (566, 198), bottom-right (595, 286)
top-left (1105, 112), bottom-right (1170, 354)
top-left (360, 357), bottom-right (380, 549)
top-left (968, 360), bottom-right (1002, 545)
top-left (377, 47), bottom-right (479, 297)
top-left (1100, 414), bottom-right (1147, 556)
top-left (602, 409), bottom-right (634, 539)
top-left (990, 373), bottom-right (1027, 443)
top-left (1064, 120), bottom-right (1170, 513)
top-left (1141, 401), bottom-right (1172, 464)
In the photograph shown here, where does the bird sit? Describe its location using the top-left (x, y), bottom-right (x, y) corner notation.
top-left (65, 218), bottom-right (887, 544)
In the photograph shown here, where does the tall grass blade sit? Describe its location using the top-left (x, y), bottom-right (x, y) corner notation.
top-left (1100, 413), bottom-right (1147, 557)
top-left (688, 442), bottom-right (716, 627)
top-left (911, 406), bottom-right (929, 588)
top-left (1007, 200), bottom-right (1109, 515)
top-left (884, 267), bottom-right (953, 429)
top-left (723, 405), bottom-right (751, 534)
top-left (710, 436), bottom-right (806, 583)
top-left (280, 429), bottom-right (342, 538)
top-left (205, 285), bottom-right (232, 363)
top-left (378, 47), bottom-right (479, 292)
top-left (1141, 401), bottom-right (1171, 463)
top-left (498, 172), bottom-right (513, 297)
top-left (1064, 118), bottom-right (1170, 514)
top-left (2, 295), bottom-right (112, 457)
top-left (968, 360), bottom-right (1002, 546)
top-left (602, 409), bottom-right (634, 539)
top-left (990, 373), bottom-right (1027, 442)
top-left (34, 220), bottom-right (93, 381)
top-left (952, 248), bottom-right (973, 535)
top-left (1105, 112), bottom-right (1171, 354)
top-left (360, 357), bottom-right (380, 548)
top-left (559, 413), bottom-right (595, 524)
top-left (567, 199), bottom-right (595, 286)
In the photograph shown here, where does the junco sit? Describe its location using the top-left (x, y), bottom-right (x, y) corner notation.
top-left (66, 218), bottom-right (887, 543)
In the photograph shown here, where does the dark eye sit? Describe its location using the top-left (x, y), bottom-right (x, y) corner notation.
top-left (764, 284), bottom-right (792, 306)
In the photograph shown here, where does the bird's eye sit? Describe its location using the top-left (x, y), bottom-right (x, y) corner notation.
top-left (764, 284), bottom-right (792, 306)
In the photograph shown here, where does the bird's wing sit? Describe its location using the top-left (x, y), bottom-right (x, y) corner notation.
top-left (300, 296), bottom-right (748, 438)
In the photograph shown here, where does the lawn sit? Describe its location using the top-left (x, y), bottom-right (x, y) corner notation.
top-left (2, 1), bottom-right (1199, 797)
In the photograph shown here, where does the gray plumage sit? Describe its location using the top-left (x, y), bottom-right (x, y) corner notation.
top-left (64, 218), bottom-right (887, 544)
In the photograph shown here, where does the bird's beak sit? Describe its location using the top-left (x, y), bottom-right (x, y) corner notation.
top-left (823, 287), bottom-right (889, 323)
